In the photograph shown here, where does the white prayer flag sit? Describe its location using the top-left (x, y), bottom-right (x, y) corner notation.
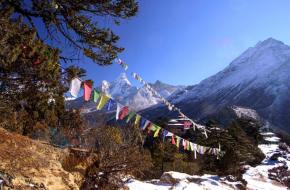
top-left (116, 103), bottom-right (124, 120)
top-left (69, 78), bottom-right (82, 98)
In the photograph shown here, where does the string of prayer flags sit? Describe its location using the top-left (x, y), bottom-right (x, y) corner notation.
top-left (83, 81), bottom-right (92, 101)
top-left (126, 111), bottom-right (135, 123)
top-left (131, 71), bottom-right (209, 136)
top-left (67, 74), bottom-right (222, 159)
top-left (96, 94), bottom-right (110, 110)
top-left (69, 78), bottom-right (82, 98)
top-left (116, 58), bottom-right (128, 70)
top-left (93, 90), bottom-right (100, 102)
top-left (131, 72), bottom-right (143, 82)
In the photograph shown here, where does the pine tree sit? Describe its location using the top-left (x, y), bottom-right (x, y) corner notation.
top-left (0, 0), bottom-right (138, 65)
top-left (0, 14), bottom-right (83, 138)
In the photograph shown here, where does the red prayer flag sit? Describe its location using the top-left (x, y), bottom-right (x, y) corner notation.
top-left (171, 135), bottom-right (176, 145)
top-left (119, 106), bottom-right (129, 120)
top-left (83, 81), bottom-right (92, 101)
top-left (184, 140), bottom-right (188, 150)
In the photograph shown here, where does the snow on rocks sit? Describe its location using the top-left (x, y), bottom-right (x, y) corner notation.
top-left (125, 172), bottom-right (245, 190)
top-left (242, 132), bottom-right (290, 190)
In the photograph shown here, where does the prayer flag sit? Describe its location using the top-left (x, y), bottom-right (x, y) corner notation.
top-left (171, 135), bottom-right (176, 145)
top-left (150, 124), bottom-right (158, 131)
top-left (176, 136), bottom-right (180, 148)
top-left (70, 78), bottom-right (82, 98)
top-left (134, 115), bottom-right (141, 125)
top-left (116, 103), bottom-right (123, 120)
top-left (154, 127), bottom-right (161, 138)
top-left (96, 94), bottom-right (109, 110)
top-left (126, 111), bottom-right (135, 123)
top-left (119, 106), bottom-right (129, 120)
top-left (106, 99), bottom-right (113, 111)
top-left (142, 120), bottom-right (150, 130)
top-left (162, 130), bottom-right (168, 142)
top-left (93, 90), bottom-right (100, 102)
top-left (83, 81), bottom-right (92, 101)
top-left (140, 118), bottom-right (146, 129)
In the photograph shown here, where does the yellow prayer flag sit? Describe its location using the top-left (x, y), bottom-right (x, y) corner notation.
top-left (153, 127), bottom-right (161, 138)
top-left (96, 94), bottom-right (110, 110)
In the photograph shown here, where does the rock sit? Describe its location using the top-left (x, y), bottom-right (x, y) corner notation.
top-left (268, 163), bottom-right (289, 184)
top-left (270, 152), bottom-right (283, 161)
top-left (159, 173), bottom-right (181, 185)
top-left (279, 143), bottom-right (288, 151)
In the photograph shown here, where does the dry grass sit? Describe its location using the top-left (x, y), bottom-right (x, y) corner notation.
top-left (0, 128), bottom-right (80, 190)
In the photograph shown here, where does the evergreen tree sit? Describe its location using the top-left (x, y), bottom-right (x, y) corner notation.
top-left (0, 0), bottom-right (138, 65)
top-left (0, 14), bottom-right (84, 140)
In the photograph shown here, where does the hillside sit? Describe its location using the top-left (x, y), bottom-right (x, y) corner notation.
top-left (0, 128), bottom-right (80, 190)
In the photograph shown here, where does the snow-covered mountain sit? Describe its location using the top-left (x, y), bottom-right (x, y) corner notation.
top-left (66, 73), bottom-right (184, 112)
top-left (144, 38), bottom-right (290, 132)
top-left (100, 73), bottom-right (184, 111)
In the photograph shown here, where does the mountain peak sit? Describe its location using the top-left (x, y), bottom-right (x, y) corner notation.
top-left (255, 37), bottom-right (285, 48)
top-left (115, 72), bottom-right (131, 86)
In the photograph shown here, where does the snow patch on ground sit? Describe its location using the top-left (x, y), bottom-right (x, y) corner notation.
top-left (125, 172), bottom-right (239, 190)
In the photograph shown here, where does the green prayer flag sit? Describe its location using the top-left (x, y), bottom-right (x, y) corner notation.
top-left (126, 111), bottom-right (135, 123)
top-left (93, 90), bottom-right (100, 102)
top-left (96, 94), bottom-right (109, 110)
top-left (150, 124), bottom-right (158, 131)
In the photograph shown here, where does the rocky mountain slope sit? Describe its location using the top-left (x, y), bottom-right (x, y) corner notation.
top-left (144, 38), bottom-right (290, 132)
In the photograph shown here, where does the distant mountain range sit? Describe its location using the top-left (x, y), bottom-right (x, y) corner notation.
top-left (66, 38), bottom-right (290, 133)
top-left (65, 73), bottom-right (185, 113)
top-left (143, 38), bottom-right (290, 132)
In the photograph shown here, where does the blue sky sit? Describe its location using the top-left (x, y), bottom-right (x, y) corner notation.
top-left (65, 0), bottom-right (290, 86)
